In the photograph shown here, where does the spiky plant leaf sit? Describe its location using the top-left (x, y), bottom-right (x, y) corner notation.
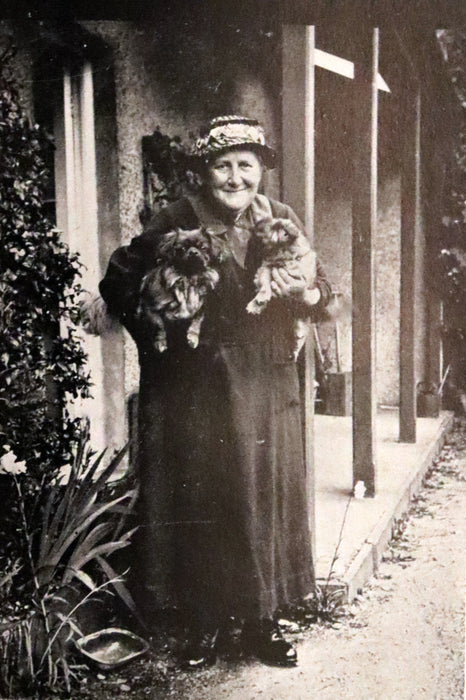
top-left (95, 556), bottom-right (144, 627)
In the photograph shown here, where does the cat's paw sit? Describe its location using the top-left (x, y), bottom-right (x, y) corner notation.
top-left (246, 299), bottom-right (265, 315)
top-left (187, 332), bottom-right (200, 349)
top-left (153, 337), bottom-right (168, 353)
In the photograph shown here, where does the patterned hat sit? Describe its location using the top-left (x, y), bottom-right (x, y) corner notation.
top-left (195, 115), bottom-right (276, 168)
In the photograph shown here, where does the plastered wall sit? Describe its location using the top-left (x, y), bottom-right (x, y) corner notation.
top-left (314, 172), bottom-right (405, 407)
top-left (83, 20), bottom-right (281, 396)
top-left (84, 20), bottom-right (429, 406)
top-left (4, 18), bottom-right (429, 412)
top-left (313, 70), bottom-right (427, 406)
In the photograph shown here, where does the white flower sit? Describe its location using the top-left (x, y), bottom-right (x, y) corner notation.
top-left (0, 447), bottom-right (27, 475)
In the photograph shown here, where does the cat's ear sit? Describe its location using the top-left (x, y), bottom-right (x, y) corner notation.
top-left (277, 218), bottom-right (301, 239)
top-left (157, 230), bottom-right (178, 256)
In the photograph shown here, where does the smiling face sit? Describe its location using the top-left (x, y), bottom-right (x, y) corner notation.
top-left (206, 149), bottom-right (264, 216)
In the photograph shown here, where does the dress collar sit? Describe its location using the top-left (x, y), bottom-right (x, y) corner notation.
top-left (186, 192), bottom-right (273, 235)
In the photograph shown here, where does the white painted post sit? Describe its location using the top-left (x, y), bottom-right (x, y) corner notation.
top-left (56, 65), bottom-right (106, 453)
top-left (78, 63), bottom-right (106, 453)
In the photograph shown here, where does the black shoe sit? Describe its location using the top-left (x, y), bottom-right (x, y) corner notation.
top-left (242, 619), bottom-right (298, 667)
top-left (178, 628), bottom-right (219, 670)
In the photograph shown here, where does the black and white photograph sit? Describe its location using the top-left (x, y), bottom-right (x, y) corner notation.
top-left (0, 1), bottom-right (465, 697)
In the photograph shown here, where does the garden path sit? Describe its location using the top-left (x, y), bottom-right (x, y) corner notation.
top-left (74, 420), bottom-right (466, 700)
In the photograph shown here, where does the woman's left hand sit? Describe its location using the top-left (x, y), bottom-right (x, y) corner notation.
top-left (270, 265), bottom-right (321, 306)
top-left (271, 266), bottom-right (306, 298)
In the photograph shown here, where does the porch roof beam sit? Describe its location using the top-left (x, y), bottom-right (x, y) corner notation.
top-left (351, 27), bottom-right (379, 497)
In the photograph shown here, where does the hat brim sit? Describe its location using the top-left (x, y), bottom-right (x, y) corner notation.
top-left (197, 143), bottom-right (277, 170)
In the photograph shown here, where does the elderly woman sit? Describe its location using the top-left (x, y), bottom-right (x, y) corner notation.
top-left (99, 115), bottom-right (331, 667)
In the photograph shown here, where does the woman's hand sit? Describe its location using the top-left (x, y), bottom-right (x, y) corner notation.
top-left (270, 265), bottom-right (321, 306)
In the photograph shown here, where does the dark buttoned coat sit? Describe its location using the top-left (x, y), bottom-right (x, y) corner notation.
top-left (100, 193), bottom-right (331, 627)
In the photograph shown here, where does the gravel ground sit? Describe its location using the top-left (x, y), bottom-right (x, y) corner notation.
top-left (42, 420), bottom-right (466, 700)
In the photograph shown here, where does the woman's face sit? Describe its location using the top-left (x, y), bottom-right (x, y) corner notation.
top-left (206, 150), bottom-right (263, 215)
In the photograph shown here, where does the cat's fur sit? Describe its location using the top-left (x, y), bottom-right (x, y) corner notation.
top-left (137, 227), bottom-right (227, 353)
top-left (246, 218), bottom-right (317, 360)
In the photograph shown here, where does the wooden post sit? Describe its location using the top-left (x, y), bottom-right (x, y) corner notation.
top-left (282, 25), bottom-right (315, 229)
top-left (352, 27), bottom-right (379, 497)
top-left (427, 296), bottom-right (442, 392)
top-left (282, 25), bottom-right (316, 551)
top-left (399, 87), bottom-right (421, 442)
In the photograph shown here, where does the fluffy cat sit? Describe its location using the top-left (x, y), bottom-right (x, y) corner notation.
top-left (246, 218), bottom-right (317, 360)
top-left (137, 227), bottom-right (227, 353)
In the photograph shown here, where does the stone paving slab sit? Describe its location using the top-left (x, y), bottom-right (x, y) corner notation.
top-left (314, 409), bottom-right (454, 600)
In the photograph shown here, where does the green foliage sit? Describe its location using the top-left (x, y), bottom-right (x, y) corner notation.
top-left (435, 32), bottom-right (466, 255)
top-left (438, 249), bottom-right (466, 322)
top-left (434, 31), bottom-right (466, 403)
top-left (140, 128), bottom-right (200, 224)
top-left (0, 425), bottom-right (138, 696)
top-left (304, 582), bottom-right (346, 625)
top-left (0, 54), bottom-right (91, 479)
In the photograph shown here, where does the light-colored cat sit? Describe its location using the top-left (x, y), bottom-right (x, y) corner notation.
top-left (247, 218), bottom-right (317, 360)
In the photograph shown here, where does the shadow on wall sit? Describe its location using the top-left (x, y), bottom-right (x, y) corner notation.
top-left (136, 4), bottom-right (281, 121)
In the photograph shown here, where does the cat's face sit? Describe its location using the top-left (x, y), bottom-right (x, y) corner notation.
top-left (256, 218), bottom-right (301, 252)
top-left (158, 228), bottom-right (224, 274)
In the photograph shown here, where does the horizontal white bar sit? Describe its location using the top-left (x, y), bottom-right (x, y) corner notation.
top-left (314, 48), bottom-right (390, 93)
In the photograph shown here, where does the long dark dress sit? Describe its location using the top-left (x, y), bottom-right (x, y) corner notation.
top-left (99, 193), bottom-right (331, 628)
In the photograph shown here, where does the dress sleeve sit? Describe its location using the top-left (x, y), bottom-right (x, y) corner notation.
top-left (99, 202), bottom-right (193, 339)
top-left (99, 236), bottom-right (153, 339)
top-left (312, 259), bottom-right (332, 320)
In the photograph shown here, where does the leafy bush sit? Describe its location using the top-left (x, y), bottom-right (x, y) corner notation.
top-left (0, 46), bottom-right (141, 697)
top-left (140, 128), bottom-right (200, 225)
top-left (0, 50), bottom-right (91, 481)
top-left (435, 31), bottom-right (466, 408)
